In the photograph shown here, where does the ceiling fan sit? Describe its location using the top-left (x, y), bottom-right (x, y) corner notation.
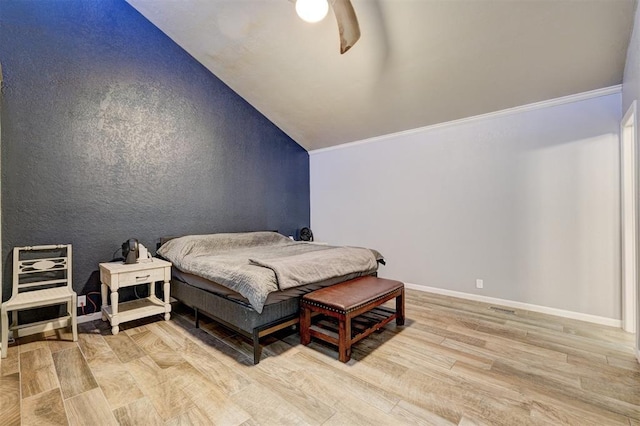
top-left (294, 0), bottom-right (361, 54)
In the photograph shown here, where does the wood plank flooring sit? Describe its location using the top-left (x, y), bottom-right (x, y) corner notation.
top-left (0, 289), bottom-right (638, 425)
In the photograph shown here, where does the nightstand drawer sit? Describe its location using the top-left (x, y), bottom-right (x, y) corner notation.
top-left (117, 267), bottom-right (165, 287)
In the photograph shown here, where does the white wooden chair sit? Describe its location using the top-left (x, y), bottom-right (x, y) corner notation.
top-left (1, 244), bottom-right (77, 358)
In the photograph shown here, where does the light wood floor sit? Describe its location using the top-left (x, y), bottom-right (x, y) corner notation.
top-left (0, 289), bottom-right (638, 425)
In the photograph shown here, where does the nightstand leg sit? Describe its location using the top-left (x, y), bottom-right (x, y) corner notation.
top-left (110, 290), bottom-right (119, 335)
top-left (101, 282), bottom-right (108, 321)
top-left (163, 280), bottom-right (170, 321)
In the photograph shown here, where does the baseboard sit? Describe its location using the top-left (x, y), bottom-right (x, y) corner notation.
top-left (405, 283), bottom-right (622, 328)
top-left (77, 312), bottom-right (103, 324)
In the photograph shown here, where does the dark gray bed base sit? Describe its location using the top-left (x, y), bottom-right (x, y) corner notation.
top-left (171, 277), bottom-right (301, 364)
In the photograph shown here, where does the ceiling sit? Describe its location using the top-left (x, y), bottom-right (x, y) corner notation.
top-left (126, 0), bottom-right (636, 151)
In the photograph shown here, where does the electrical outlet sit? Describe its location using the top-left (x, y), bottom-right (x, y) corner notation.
top-left (476, 279), bottom-right (484, 289)
top-left (78, 295), bottom-right (87, 307)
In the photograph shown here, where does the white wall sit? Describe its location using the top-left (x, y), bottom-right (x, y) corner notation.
top-left (311, 91), bottom-right (622, 320)
top-left (622, 2), bottom-right (640, 357)
top-left (623, 4), bottom-right (640, 114)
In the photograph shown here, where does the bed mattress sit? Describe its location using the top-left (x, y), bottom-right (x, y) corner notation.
top-left (159, 232), bottom-right (381, 312)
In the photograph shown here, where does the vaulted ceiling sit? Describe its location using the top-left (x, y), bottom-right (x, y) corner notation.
top-left (126, 0), bottom-right (636, 151)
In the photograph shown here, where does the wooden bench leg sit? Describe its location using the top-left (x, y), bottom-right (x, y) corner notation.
top-left (300, 305), bottom-right (311, 346)
top-left (338, 315), bottom-right (351, 363)
top-left (396, 288), bottom-right (405, 326)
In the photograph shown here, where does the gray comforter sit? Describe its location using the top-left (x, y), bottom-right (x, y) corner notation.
top-left (157, 232), bottom-right (380, 313)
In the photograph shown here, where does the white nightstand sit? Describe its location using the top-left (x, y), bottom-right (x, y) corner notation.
top-left (98, 258), bottom-right (172, 335)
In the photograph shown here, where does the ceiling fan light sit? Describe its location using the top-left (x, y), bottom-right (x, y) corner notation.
top-left (296, 0), bottom-right (329, 23)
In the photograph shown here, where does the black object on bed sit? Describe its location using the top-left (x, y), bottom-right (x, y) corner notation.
top-left (157, 232), bottom-right (383, 364)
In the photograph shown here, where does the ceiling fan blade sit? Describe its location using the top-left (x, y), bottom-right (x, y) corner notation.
top-left (331, 0), bottom-right (361, 54)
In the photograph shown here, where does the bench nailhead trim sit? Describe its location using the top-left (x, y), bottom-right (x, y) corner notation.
top-left (302, 288), bottom-right (401, 314)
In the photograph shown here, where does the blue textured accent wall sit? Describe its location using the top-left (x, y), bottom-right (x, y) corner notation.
top-left (0, 1), bottom-right (310, 308)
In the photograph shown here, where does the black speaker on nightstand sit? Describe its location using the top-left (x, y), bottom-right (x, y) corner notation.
top-left (298, 227), bottom-right (314, 242)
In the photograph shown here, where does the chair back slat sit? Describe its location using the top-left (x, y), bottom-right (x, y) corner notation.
top-left (17, 279), bottom-right (70, 290)
top-left (18, 257), bottom-right (68, 275)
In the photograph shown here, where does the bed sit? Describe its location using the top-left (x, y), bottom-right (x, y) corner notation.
top-left (157, 231), bottom-right (383, 363)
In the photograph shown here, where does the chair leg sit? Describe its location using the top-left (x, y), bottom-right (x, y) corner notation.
top-left (70, 295), bottom-right (78, 342)
top-left (1, 305), bottom-right (9, 359)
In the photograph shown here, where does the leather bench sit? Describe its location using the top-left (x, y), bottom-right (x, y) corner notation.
top-left (300, 276), bottom-right (405, 362)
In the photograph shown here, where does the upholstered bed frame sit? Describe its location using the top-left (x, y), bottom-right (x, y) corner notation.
top-left (158, 235), bottom-right (378, 364)
top-left (170, 274), bottom-right (300, 364)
